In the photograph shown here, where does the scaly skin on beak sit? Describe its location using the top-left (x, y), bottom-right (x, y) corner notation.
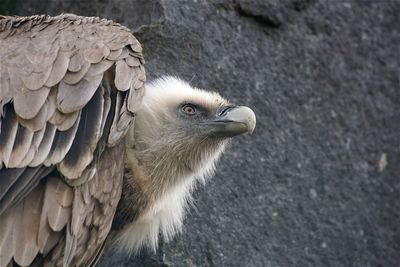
top-left (201, 106), bottom-right (256, 137)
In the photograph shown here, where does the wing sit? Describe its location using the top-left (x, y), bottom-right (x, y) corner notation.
top-left (0, 14), bottom-right (145, 266)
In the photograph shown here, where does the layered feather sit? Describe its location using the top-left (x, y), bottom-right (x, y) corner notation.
top-left (0, 14), bottom-right (145, 179)
top-left (0, 14), bottom-right (145, 266)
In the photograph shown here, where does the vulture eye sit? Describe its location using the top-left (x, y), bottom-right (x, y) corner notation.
top-left (181, 104), bottom-right (197, 115)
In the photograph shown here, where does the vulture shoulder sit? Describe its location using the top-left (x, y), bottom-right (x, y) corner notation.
top-left (0, 14), bottom-right (145, 266)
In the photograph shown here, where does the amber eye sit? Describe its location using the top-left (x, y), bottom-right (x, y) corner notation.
top-left (181, 104), bottom-right (196, 115)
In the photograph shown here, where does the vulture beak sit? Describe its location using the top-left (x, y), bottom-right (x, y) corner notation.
top-left (201, 106), bottom-right (256, 137)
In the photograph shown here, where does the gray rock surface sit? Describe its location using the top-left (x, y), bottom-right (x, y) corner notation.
top-left (16, 0), bottom-right (400, 266)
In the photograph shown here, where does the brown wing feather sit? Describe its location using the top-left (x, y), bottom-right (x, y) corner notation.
top-left (7, 125), bottom-right (34, 168)
top-left (58, 85), bottom-right (105, 179)
top-left (0, 14), bottom-right (145, 175)
top-left (0, 14), bottom-right (146, 266)
top-left (17, 125), bottom-right (46, 168)
top-left (0, 166), bottom-right (54, 215)
top-left (0, 109), bottom-right (19, 167)
top-left (43, 114), bottom-right (81, 166)
top-left (41, 142), bottom-right (124, 267)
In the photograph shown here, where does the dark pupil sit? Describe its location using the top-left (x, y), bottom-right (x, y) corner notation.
top-left (185, 106), bottom-right (194, 113)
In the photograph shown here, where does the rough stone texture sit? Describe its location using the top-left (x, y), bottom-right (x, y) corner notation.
top-left (15, 0), bottom-right (400, 266)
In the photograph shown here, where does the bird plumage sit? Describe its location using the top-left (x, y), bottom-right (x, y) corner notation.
top-left (0, 14), bottom-right (144, 266)
top-left (112, 77), bottom-right (232, 253)
top-left (0, 14), bottom-right (255, 267)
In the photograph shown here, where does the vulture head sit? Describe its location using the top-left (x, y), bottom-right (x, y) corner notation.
top-left (117, 76), bottom-right (256, 253)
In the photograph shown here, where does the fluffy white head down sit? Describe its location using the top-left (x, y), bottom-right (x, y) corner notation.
top-left (114, 77), bottom-right (229, 254)
top-left (134, 77), bottom-right (228, 146)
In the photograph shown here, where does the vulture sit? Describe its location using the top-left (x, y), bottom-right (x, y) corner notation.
top-left (0, 14), bottom-right (256, 266)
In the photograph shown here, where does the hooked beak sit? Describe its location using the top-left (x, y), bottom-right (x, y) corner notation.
top-left (201, 105), bottom-right (256, 137)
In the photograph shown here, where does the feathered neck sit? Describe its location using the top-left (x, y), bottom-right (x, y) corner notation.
top-left (111, 127), bottom-right (227, 254)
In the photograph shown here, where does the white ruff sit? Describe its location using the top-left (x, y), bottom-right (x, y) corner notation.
top-left (114, 178), bottom-right (193, 254)
top-left (113, 143), bottom-right (226, 255)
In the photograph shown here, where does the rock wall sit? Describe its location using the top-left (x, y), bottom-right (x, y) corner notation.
top-left (17, 0), bottom-right (400, 266)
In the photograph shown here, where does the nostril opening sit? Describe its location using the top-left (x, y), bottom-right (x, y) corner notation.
top-left (218, 106), bottom-right (235, 117)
